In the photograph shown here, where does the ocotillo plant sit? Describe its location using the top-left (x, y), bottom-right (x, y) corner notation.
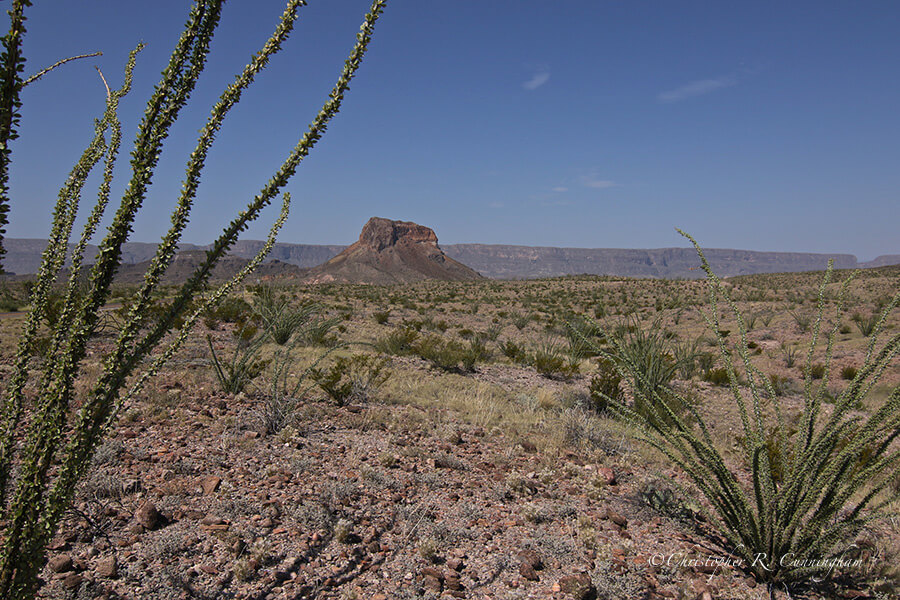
top-left (0, 1), bottom-right (386, 598)
top-left (584, 231), bottom-right (900, 591)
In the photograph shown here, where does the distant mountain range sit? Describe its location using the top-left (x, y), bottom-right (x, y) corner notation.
top-left (4, 237), bottom-right (898, 280)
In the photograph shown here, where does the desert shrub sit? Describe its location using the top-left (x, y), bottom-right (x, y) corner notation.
top-left (672, 338), bottom-right (701, 379)
top-left (465, 338), bottom-right (491, 367)
top-left (413, 335), bottom-right (477, 373)
top-left (790, 310), bottom-right (812, 332)
top-left (640, 478), bottom-right (694, 522)
top-left (702, 367), bottom-right (729, 386)
top-left (602, 318), bottom-right (693, 428)
top-left (482, 323), bottom-right (502, 342)
top-left (512, 313), bottom-right (531, 330)
top-left (0, 288), bottom-right (17, 312)
top-left (563, 315), bottom-right (604, 361)
top-left (841, 365), bottom-right (858, 381)
top-left (781, 342), bottom-right (799, 367)
top-left (310, 354), bottom-right (390, 406)
top-left (300, 313), bottom-right (341, 347)
top-left (588, 358), bottom-right (623, 413)
top-left (251, 284), bottom-right (317, 345)
top-left (802, 362), bottom-right (827, 380)
top-left (207, 326), bottom-right (270, 395)
top-left (529, 340), bottom-right (578, 379)
top-left (595, 232), bottom-right (900, 587)
top-left (499, 339), bottom-right (527, 363)
top-left (372, 310), bottom-right (390, 325)
top-left (696, 351), bottom-right (715, 373)
top-left (853, 313), bottom-right (879, 337)
top-left (202, 295), bottom-right (252, 329)
top-left (373, 327), bottom-right (419, 356)
top-left (767, 373), bottom-right (796, 397)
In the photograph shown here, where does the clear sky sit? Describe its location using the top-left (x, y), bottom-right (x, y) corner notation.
top-left (6, 1), bottom-right (900, 260)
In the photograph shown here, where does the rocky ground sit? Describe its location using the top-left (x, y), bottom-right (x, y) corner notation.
top-left (37, 383), bottom-right (847, 600)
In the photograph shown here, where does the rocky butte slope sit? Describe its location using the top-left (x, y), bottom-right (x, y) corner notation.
top-left (301, 217), bottom-right (482, 284)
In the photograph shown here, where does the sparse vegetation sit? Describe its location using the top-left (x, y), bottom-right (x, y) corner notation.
top-left (591, 232), bottom-right (900, 588)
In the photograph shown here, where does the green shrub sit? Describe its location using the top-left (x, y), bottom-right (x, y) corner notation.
top-left (802, 362), bottom-right (826, 380)
top-left (499, 339), bottom-right (527, 363)
top-left (530, 340), bottom-right (578, 379)
top-left (604, 318), bottom-right (692, 427)
top-left (373, 310), bottom-right (390, 325)
top-left (413, 335), bottom-right (477, 373)
top-left (853, 313), bottom-right (879, 337)
top-left (252, 285), bottom-right (317, 345)
top-left (790, 310), bottom-right (812, 332)
top-left (207, 329), bottom-right (270, 395)
top-left (767, 373), bottom-right (795, 397)
top-left (781, 342), bottom-right (799, 368)
top-left (702, 367), bottom-right (729, 386)
top-left (310, 354), bottom-right (390, 406)
top-left (203, 295), bottom-right (252, 329)
top-left (301, 314), bottom-right (341, 347)
top-left (841, 365), bottom-right (858, 381)
top-left (373, 327), bottom-right (419, 356)
top-left (589, 358), bottom-right (623, 413)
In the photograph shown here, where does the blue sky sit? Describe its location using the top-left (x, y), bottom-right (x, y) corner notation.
top-left (6, 1), bottom-right (900, 260)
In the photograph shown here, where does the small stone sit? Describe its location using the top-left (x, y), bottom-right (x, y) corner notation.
top-left (48, 554), bottom-right (74, 573)
top-left (200, 475), bottom-right (222, 495)
top-left (518, 549), bottom-right (543, 570)
top-left (606, 509), bottom-right (628, 528)
top-left (446, 557), bottom-right (464, 571)
top-left (61, 573), bottom-right (83, 590)
top-left (558, 573), bottom-right (597, 600)
top-left (273, 570), bottom-right (291, 583)
top-left (96, 555), bottom-right (117, 579)
top-left (519, 561), bottom-right (539, 581)
top-left (423, 574), bottom-right (443, 592)
top-left (135, 501), bottom-right (160, 530)
top-left (445, 572), bottom-right (464, 590)
top-left (598, 466), bottom-right (616, 485)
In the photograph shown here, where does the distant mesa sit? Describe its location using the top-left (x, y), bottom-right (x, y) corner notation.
top-left (3, 234), bottom-right (899, 281)
top-left (301, 217), bottom-right (482, 284)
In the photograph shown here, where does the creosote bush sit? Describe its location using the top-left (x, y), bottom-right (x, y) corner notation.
top-left (310, 354), bottom-right (391, 406)
top-left (0, 1), bottom-right (386, 598)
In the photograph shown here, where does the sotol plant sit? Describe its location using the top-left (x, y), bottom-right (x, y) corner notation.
top-left (587, 231), bottom-right (900, 591)
top-left (0, 1), bottom-right (386, 597)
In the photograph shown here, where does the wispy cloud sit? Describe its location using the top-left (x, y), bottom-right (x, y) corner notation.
top-left (488, 201), bottom-right (504, 209)
top-left (579, 172), bottom-right (617, 189)
top-left (551, 186), bottom-right (568, 193)
top-left (522, 69), bottom-right (550, 91)
top-left (658, 75), bottom-right (737, 103)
